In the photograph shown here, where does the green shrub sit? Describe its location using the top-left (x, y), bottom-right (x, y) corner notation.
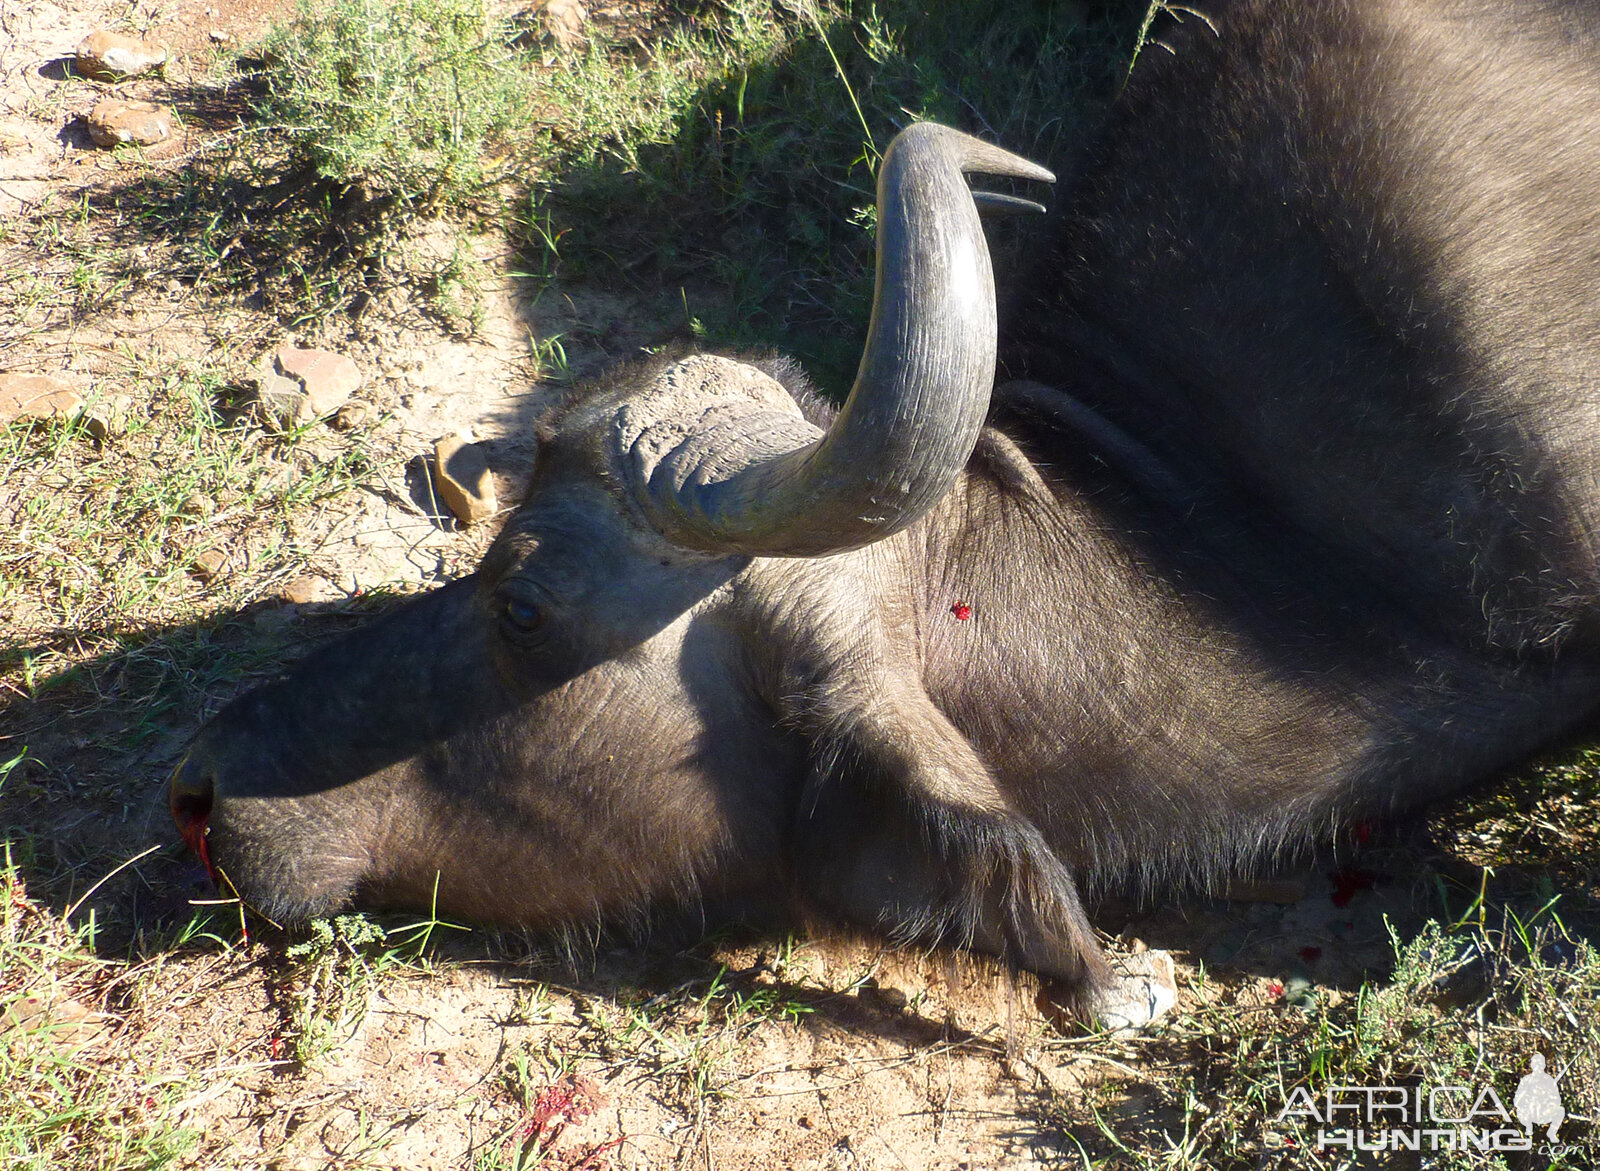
top-left (255, 0), bottom-right (534, 215)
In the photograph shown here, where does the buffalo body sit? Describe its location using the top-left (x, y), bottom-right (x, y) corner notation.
top-left (172, 0), bottom-right (1600, 1002)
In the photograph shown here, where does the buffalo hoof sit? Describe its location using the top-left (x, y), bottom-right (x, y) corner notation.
top-left (1092, 947), bottom-right (1178, 1032)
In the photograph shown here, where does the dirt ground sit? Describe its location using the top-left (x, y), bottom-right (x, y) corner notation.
top-left (2, 2), bottom-right (1595, 1169)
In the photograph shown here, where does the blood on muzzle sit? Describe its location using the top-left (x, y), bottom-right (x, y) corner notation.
top-left (169, 753), bottom-right (217, 879)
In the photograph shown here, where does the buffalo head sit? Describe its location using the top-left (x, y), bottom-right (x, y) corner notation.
top-left (169, 126), bottom-right (1108, 991)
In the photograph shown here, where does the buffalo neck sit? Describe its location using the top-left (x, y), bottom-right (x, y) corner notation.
top-left (910, 411), bottom-right (1600, 891)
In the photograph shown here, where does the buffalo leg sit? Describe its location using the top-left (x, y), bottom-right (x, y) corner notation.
top-left (795, 671), bottom-right (1111, 1004)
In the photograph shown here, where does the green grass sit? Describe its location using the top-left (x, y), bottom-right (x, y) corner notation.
top-left (1036, 894), bottom-right (1600, 1168)
top-left (0, 754), bottom-right (199, 1170)
top-left (483, 939), bottom-right (839, 1164)
top-left (571, 960), bottom-right (817, 1110)
top-left (0, 350), bottom-right (399, 784)
top-left (523, 0), bottom-right (1132, 387)
top-left (65, 0), bottom-right (1134, 355)
top-left (254, 0), bottom-right (537, 216)
top-left (275, 890), bottom-right (470, 1067)
top-left (280, 913), bottom-right (414, 1064)
top-left (1, 361), bottom-right (365, 633)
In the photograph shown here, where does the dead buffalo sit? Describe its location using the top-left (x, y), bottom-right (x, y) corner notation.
top-left (171, 0), bottom-right (1600, 1007)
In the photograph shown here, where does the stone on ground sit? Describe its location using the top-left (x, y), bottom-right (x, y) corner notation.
top-left (274, 346), bottom-right (363, 415)
top-left (255, 345), bottom-right (363, 429)
top-left (86, 99), bottom-right (178, 148)
top-left (433, 434), bottom-right (497, 526)
top-left (189, 548), bottom-right (226, 583)
top-left (81, 394), bottom-right (136, 442)
top-left (0, 372), bottom-right (82, 424)
top-left (531, 0), bottom-right (588, 51)
top-left (278, 575), bottom-right (322, 605)
top-left (75, 30), bottom-right (167, 80)
top-left (330, 401), bottom-right (371, 431)
top-left (1, 991), bottom-right (110, 1049)
top-left (177, 492), bottom-right (213, 518)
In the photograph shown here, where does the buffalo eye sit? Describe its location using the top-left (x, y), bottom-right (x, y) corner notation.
top-left (501, 596), bottom-right (545, 633)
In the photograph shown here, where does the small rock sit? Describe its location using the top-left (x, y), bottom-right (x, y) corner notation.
top-left (190, 548), bottom-right (226, 583)
top-left (433, 434), bottom-right (497, 526)
top-left (273, 346), bottom-right (362, 416)
top-left (254, 345), bottom-right (362, 428)
top-left (1094, 948), bottom-right (1178, 1032)
top-left (86, 99), bottom-right (178, 148)
top-left (0, 372), bottom-right (82, 424)
top-left (177, 492), bottom-right (213, 518)
top-left (330, 400), bottom-right (371, 431)
top-left (254, 371), bottom-right (305, 433)
top-left (533, 0), bottom-right (588, 51)
top-left (75, 30), bottom-right (167, 80)
top-left (278, 575), bottom-right (321, 604)
top-left (207, 29), bottom-right (236, 46)
top-left (80, 393), bottom-right (135, 442)
top-left (1, 992), bottom-right (109, 1048)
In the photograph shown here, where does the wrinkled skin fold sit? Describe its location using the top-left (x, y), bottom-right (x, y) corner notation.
top-left (175, 2), bottom-right (1600, 1009)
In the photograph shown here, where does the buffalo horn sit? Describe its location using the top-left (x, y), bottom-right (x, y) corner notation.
top-left (636, 122), bottom-right (1054, 557)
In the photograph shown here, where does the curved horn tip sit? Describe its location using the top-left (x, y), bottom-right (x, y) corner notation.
top-left (971, 191), bottom-right (1050, 217)
top-left (889, 122), bottom-right (1056, 187)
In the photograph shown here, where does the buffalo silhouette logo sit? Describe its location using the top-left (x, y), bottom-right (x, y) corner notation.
top-left (1514, 1054), bottom-right (1564, 1142)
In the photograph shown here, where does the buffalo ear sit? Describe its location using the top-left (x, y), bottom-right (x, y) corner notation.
top-left (794, 746), bottom-right (1111, 1009)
